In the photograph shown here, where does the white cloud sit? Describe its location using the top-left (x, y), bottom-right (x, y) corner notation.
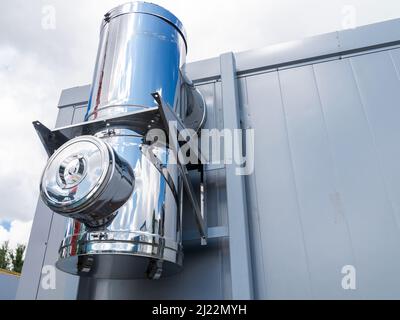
top-left (0, 220), bottom-right (32, 250)
top-left (0, 45), bottom-right (56, 222)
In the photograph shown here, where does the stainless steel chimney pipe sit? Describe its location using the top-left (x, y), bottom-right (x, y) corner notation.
top-left (39, 2), bottom-right (206, 279)
top-left (85, 1), bottom-right (187, 120)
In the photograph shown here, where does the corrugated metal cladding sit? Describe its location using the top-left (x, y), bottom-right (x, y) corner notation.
top-left (16, 18), bottom-right (400, 300)
top-left (240, 48), bottom-right (400, 299)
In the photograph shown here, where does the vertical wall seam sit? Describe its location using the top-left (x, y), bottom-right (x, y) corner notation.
top-left (389, 51), bottom-right (400, 81)
top-left (387, 51), bottom-right (400, 229)
top-left (311, 65), bottom-right (360, 298)
top-left (214, 80), bottom-right (232, 299)
top-left (214, 80), bottom-right (228, 299)
top-left (242, 76), bottom-right (268, 298)
top-left (34, 210), bottom-right (54, 299)
top-left (277, 70), bottom-right (314, 299)
top-left (349, 57), bottom-right (400, 233)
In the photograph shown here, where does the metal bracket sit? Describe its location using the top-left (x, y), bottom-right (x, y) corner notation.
top-left (140, 144), bottom-right (179, 203)
top-left (183, 226), bottom-right (228, 247)
top-left (33, 121), bottom-right (69, 156)
top-left (152, 92), bottom-right (206, 164)
top-left (32, 107), bottom-right (163, 157)
top-left (152, 92), bottom-right (208, 245)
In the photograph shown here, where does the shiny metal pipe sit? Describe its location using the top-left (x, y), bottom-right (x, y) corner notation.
top-left (85, 1), bottom-right (187, 120)
top-left (55, 2), bottom-right (189, 279)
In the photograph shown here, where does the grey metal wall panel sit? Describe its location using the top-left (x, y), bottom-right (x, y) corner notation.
top-left (0, 274), bottom-right (19, 300)
top-left (240, 47), bottom-right (400, 299)
top-left (239, 72), bottom-right (312, 299)
top-left (278, 65), bottom-right (355, 299)
top-left (78, 243), bottom-right (227, 300)
top-left (236, 32), bottom-right (340, 75)
top-left (57, 85), bottom-right (90, 108)
top-left (312, 59), bottom-right (378, 300)
top-left (313, 57), bottom-right (400, 299)
top-left (185, 57), bottom-right (220, 83)
top-left (338, 19), bottom-right (400, 52)
top-left (16, 200), bottom-right (53, 299)
top-left (348, 52), bottom-right (400, 298)
top-left (389, 47), bottom-right (400, 69)
top-left (35, 213), bottom-right (79, 300)
top-left (72, 105), bottom-right (88, 124)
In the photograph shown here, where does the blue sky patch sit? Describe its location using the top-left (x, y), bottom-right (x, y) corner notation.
top-left (0, 220), bottom-right (11, 231)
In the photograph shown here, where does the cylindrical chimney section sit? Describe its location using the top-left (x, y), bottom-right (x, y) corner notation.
top-left (85, 1), bottom-right (187, 120)
top-left (52, 2), bottom-right (193, 279)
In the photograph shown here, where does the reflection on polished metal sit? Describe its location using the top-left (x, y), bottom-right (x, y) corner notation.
top-left (38, 2), bottom-right (206, 279)
top-left (85, 1), bottom-right (205, 131)
top-left (88, 2), bottom-right (184, 121)
top-left (56, 128), bottom-right (182, 278)
top-left (40, 135), bottom-right (135, 228)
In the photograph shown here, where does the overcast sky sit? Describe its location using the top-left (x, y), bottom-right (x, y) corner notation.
top-left (1, 0), bottom-right (400, 249)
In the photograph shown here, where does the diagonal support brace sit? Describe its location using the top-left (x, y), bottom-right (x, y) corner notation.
top-left (152, 92), bottom-right (207, 245)
top-left (32, 121), bottom-right (69, 157)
